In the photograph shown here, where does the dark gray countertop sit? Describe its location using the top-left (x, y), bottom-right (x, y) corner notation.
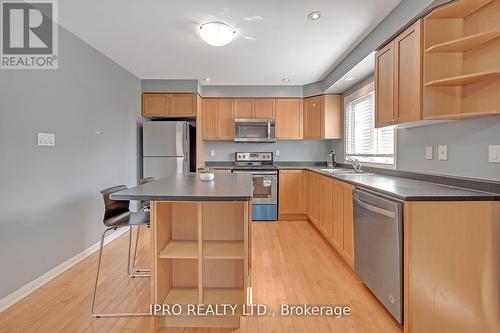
top-left (204, 161), bottom-right (499, 201)
top-left (307, 168), bottom-right (499, 201)
top-left (111, 173), bottom-right (253, 201)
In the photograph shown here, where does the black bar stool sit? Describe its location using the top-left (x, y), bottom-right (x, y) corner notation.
top-left (90, 184), bottom-right (151, 318)
top-left (128, 177), bottom-right (156, 277)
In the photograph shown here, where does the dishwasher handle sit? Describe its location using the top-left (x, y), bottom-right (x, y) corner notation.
top-left (353, 196), bottom-right (396, 219)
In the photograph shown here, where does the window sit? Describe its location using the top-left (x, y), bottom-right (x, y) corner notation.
top-left (344, 81), bottom-right (395, 166)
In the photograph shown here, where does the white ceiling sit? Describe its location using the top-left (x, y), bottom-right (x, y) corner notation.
top-left (60, 0), bottom-right (400, 85)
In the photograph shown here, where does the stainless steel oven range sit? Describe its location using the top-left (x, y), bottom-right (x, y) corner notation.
top-left (232, 152), bottom-right (277, 221)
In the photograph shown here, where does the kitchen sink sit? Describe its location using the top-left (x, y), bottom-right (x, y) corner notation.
top-left (319, 169), bottom-right (374, 176)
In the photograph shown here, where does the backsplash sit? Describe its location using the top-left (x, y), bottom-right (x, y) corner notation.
top-left (204, 140), bottom-right (335, 162)
top-left (331, 117), bottom-right (500, 182)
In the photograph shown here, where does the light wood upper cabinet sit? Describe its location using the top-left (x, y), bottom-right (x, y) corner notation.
top-left (303, 95), bottom-right (342, 139)
top-left (375, 41), bottom-right (396, 127)
top-left (318, 176), bottom-right (333, 237)
top-left (253, 99), bottom-right (276, 119)
top-left (375, 20), bottom-right (423, 127)
top-left (201, 99), bottom-right (217, 140)
top-left (201, 98), bottom-right (234, 140)
top-left (234, 99), bottom-right (254, 118)
top-left (330, 180), bottom-right (344, 252)
top-left (216, 99), bottom-right (234, 140)
top-left (278, 170), bottom-right (305, 215)
top-left (171, 93), bottom-right (196, 116)
top-left (394, 20), bottom-right (423, 124)
top-left (341, 182), bottom-right (355, 270)
top-left (143, 93), bottom-right (197, 118)
top-left (304, 96), bottom-right (322, 139)
top-left (275, 99), bottom-right (303, 140)
top-left (143, 94), bottom-right (170, 116)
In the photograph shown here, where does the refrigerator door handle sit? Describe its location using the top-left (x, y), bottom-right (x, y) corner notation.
top-left (175, 122), bottom-right (185, 156)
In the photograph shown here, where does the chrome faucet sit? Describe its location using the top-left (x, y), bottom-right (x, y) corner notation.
top-left (345, 156), bottom-right (362, 172)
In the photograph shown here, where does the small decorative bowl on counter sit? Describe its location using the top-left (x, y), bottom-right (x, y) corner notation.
top-left (199, 167), bottom-right (215, 181)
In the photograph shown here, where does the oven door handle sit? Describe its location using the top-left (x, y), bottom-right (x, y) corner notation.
top-left (232, 170), bottom-right (277, 175)
top-left (353, 196), bottom-right (396, 219)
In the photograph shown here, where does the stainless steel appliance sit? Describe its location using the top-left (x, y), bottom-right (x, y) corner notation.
top-left (234, 119), bottom-right (276, 142)
top-left (353, 188), bottom-right (404, 324)
top-left (142, 121), bottom-right (196, 179)
top-left (232, 152), bottom-right (277, 221)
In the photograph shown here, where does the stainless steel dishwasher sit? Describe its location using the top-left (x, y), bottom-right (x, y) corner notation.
top-left (352, 188), bottom-right (403, 324)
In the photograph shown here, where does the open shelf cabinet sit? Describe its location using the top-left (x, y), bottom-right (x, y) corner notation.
top-left (151, 201), bottom-right (251, 330)
top-left (423, 0), bottom-right (500, 119)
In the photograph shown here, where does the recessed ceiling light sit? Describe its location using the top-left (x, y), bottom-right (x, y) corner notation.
top-left (308, 11), bottom-right (322, 20)
top-left (345, 76), bottom-right (355, 81)
top-left (199, 22), bottom-right (237, 46)
top-left (203, 78), bottom-right (211, 82)
top-left (282, 78), bottom-right (290, 82)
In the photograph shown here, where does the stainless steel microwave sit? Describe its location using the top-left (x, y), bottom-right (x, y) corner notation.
top-left (234, 119), bottom-right (276, 143)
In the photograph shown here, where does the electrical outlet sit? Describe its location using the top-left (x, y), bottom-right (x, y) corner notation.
top-left (275, 150), bottom-right (280, 157)
top-left (425, 146), bottom-right (433, 160)
top-left (210, 150), bottom-right (215, 157)
top-left (37, 132), bottom-right (55, 147)
top-left (438, 145), bottom-right (447, 160)
top-left (488, 145), bottom-right (500, 163)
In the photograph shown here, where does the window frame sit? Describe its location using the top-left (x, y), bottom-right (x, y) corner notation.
top-left (343, 80), bottom-right (397, 170)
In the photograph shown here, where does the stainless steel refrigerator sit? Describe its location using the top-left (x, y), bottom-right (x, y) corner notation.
top-left (142, 121), bottom-right (196, 179)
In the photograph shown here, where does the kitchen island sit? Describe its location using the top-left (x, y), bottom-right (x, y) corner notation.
top-left (111, 173), bottom-right (253, 330)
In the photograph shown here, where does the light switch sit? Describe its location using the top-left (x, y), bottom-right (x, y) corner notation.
top-left (210, 150), bottom-right (215, 157)
top-left (489, 145), bottom-right (500, 163)
top-left (438, 145), bottom-right (447, 160)
top-left (275, 150), bottom-right (280, 157)
top-left (38, 132), bottom-right (55, 147)
top-left (425, 146), bottom-right (433, 160)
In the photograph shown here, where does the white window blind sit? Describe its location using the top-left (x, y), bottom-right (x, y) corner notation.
top-left (344, 81), bottom-right (395, 165)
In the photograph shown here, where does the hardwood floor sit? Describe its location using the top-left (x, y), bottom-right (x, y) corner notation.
top-left (0, 221), bottom-right (401, 333)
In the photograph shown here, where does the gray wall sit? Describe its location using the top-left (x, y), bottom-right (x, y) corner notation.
top-left (331, 116), bottom-right (500, 182)
top-left (396, 118), bottom-right (500, 181)
top-left (141, 79), bottom-right (199, 93)
top-left (201, 85), bottom-right (303, 98)
top-left (204, 140), bottom-right (333, 162)
top-left (0, 27), bottom-right (141, 299)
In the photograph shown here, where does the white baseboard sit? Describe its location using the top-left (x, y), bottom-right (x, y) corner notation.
top-left (0, 227), bottom-right (129, 313)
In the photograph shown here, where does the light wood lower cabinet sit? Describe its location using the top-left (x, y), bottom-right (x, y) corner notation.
top-left (318, 176), bottom-right (333, 236)
top-left (213, 169), bottom-right (232, 174)
top-left (404, 200), bottom-right (500, 333)
top-left (307, 171), bottom-right (321, 226)
top-left (284, 170), bottom-right (354, 269)
top-left (278, 170), bottom-right (305, 216)
top-left (329, 180), bottom-right (344, 252)
top-left (341, 183), bottom-right (355, 270)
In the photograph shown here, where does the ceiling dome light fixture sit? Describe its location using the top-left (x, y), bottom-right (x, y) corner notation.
top-left (199, 22), bottom-right (237, 46)
top-left (308, 11), bottom-right (322, 20)
top-left (282, 78), bottom-right (290, 83)
top-left (203, 78), bottom-right (211, 82)
top-left (344, 76), bottom-right (355, 81)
